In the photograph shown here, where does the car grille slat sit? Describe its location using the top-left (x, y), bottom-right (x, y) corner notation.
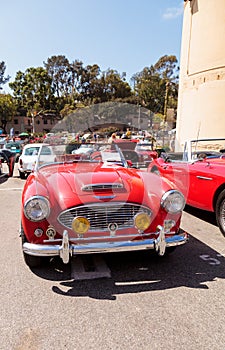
top-left (58, 203), bottom-right (151, 231)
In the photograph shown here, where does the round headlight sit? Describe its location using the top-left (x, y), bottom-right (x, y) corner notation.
top-left (161, 190), bottom-right (185, 214)
top-left (134, 212), bottom-right (151, 231)
top-left (24, 196), bottom-right (50, 222)
top-left (72, 217), bottom-right (90, 235)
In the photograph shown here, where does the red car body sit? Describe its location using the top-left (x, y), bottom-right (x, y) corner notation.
top-left (148, 138), bottom-right (225, 236)
top-left (21, 142), bottom-right (188, 267)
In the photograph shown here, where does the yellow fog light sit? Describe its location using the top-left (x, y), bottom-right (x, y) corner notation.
top-left (72, 217), bottom-right (90, 234)
top-left (134, 212), bottom-right (151, 231)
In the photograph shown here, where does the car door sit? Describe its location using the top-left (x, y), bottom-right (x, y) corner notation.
top-left (187, 160), bottom-right (217, 210)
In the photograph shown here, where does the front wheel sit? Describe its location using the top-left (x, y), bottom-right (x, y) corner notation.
top-left (19, 171), bottom-right (26, 179)
top-left (215, 189), bottom-right (225, 237)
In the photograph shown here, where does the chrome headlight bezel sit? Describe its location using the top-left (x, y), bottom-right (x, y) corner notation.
top-left (161, 190), bottom-right (185, 214)
top-left (24, 196), bottom-right (50, 222)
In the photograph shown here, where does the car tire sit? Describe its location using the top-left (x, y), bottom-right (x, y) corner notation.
top-left (21, 225), bottom-right (49, 268)
top-left (215, 189), bottom-right (225, 237)
top-left (19, 171), bottom-right (26, 179)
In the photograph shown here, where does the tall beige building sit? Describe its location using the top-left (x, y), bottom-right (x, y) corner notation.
top-left (176, 0), bottom-right (225, 150)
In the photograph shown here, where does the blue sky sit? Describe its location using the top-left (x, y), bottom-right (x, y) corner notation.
top-left (1, 0), bottom-right (184, 92)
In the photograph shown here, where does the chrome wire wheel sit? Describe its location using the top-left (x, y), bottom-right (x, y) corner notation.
top-left (216, 190), bottom-right (225, 237)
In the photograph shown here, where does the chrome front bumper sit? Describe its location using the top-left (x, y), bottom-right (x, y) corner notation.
top-left (22, 227), bottom-right (189, 264)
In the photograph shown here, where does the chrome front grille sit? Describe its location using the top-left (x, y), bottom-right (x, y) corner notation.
top-left (58, 202), bottom-right (151, 231)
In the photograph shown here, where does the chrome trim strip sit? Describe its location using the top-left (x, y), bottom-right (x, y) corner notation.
top-left (196, 176), bottom-right (213, 180)
top-left (43, 231), bottom-right (162, 243)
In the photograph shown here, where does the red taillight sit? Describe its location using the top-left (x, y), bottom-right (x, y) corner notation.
top-left (19, 158), bottom-right (23, 166)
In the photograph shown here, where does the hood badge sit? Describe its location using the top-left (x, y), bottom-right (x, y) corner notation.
top-left (46, 226), bottom-right (56, 240)
top-left (108, 223), bottom-right (118, 236)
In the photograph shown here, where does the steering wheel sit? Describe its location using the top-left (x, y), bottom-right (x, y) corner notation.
top-left (197, 153), bottom-right (207, 160)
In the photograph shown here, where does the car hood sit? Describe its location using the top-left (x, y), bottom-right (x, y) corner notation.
top-left (30, 162), bottom-right (170, 212)
top-left (38, 162), bottom-right (139, 196)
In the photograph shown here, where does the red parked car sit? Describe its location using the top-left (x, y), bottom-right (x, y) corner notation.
top-left (148, 138), bottom-right (225, 237)
top-left (20, 142), bottom-right (188, 267)
top-left (112, 139), bottom-right (155, 168)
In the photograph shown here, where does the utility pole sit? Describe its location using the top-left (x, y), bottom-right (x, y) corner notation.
top-left (138, 104), bottom-right (141, 131)
top-left (162, 81), bottom-right (170, 146)
top-left (163, 81), bottom-right (170, 123)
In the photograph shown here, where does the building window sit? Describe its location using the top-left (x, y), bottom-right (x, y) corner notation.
top-left (44, 119), bottom-right (48, 124)
top-left (14, 119), bottom-right (18, 124)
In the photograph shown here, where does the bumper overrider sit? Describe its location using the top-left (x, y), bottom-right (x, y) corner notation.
top-left (22, 226), bottom-right (189, 264)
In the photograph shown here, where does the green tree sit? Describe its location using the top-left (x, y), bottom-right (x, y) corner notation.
top-left (79, 68), bottom-right (133, 104)
top-left (0, 61), bottom-right (10, 90)
top-left (0, 94), bottom-right (16, 133)
top-left (132, 55), bottom-right (179, 114)
top-left (44, 55), bottom-right (71, 97)
top-left (79, 64), bottom-right (101, 103)
top-left (9, 67), bottom-right (55, 116)
top-left (69, 59), bottom-right (84, 97)
top-left (98, 69), bottom-right (132, 102)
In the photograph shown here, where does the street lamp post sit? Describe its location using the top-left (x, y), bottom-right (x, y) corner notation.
top-left (32, 112), bottom-right (35, 134)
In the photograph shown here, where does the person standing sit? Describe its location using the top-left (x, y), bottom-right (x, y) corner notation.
top-left (0, 149), bottom-right (15, 177)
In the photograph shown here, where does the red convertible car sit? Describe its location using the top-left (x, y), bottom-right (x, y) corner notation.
top-left (148, 138), bottom-right (225, 237)
top-left (21, 142), bottom-right (188, 267)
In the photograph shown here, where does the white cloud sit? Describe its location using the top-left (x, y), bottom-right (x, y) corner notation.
top-left (162, 3), bottom-right (183, 20)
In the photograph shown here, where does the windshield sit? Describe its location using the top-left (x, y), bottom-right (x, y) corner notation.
top-left (5, 143), bottom-right (21, 150)
top-left (136, 143), bottom-right (154, 151)
top-left (24, 146), bottom-right (41, 156)
top-left (184, 138), bottom-right (225, 162)
top-left (36, 142), bottom-right (128, 170)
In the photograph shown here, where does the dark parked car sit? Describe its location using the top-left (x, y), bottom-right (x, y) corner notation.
top-left (0, 149), bottom-right (15, 177)
top-left (4, 141), bottom-right (23, 162)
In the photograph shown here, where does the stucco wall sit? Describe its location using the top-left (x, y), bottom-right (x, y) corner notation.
top-left (176, 0), bottom-right (225, 150)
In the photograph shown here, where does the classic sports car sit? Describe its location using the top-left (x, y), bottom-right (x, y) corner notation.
top-left (21, 142), bottom-right (188, 267)
top-left (18, 143), bottom-right (55, 179)
top-left (148, 138), bottom-right (225, 237)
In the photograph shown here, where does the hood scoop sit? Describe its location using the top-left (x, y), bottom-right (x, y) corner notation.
top-left (82, 183), bottom-right (125, 192)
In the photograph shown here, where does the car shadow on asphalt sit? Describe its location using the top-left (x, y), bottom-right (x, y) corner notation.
top-left (0, 174), bottom-right (9, 184)
top-left (184, 204), bottom-right (217, 227)
top-left (30, 234), bottom-right (225, 300)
